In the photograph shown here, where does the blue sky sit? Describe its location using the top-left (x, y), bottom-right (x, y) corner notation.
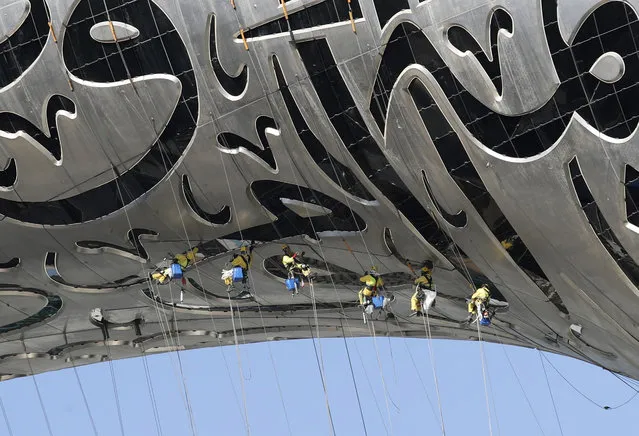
top-left (0, 332), bottom-right (636, 436)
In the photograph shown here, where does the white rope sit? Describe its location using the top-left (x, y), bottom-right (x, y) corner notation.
top-left (538, 350), bottom-right (565, 436)
top-left (228, 295), bottom-right (251, 435)
top-left (22, 341), bottom-right (53, 436)
top-left (0, 392), bottom-right (12, 436)
top-left (112, 166), bottom-right (197, 436)
top-left (368, 320), bottom-right (395, 436)
top-left (475, 316), bottom-right (494, 436)
top-left (422, 311), bottom-right (446, 435)
top-left (307, 316), bottom-right (337, 436)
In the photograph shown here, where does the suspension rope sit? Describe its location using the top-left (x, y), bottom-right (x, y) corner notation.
top-left (0, 295), bottom-right (101, 436)
top-left (340, 320), bottom-right (368, 436)
top-left (103, 340), bottom-right (126, 436)
top-left (112, 165), bottom-right (197, 436)
top-left (541, 352), bottom-right (639, 410)
top-left (538, 350), bottom-right (565, 436)
top-left (475, 314), bottom-right (494, 436)
top-left (22, 341), bottom-right (53, 436)
top-left (422, 311), bottom-right (446, 435)
top-left (368, 320), bottom-right (395, 436)
top-left (0, 393), bottom-right (12, 436)
top-left (499, 344), bottom-right (546, 435)
top-left (7, 9), bottom-right (144, 436)
top-left (308, 319), bottom-right (337, 436)
top-left (228, 295), bottom-right (251, 434)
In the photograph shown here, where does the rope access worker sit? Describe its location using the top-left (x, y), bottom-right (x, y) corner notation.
top-left (174, 248), bottom-right (200, 269)
top-left (359, 266), bottom-right (384, 307)
top-left (227, 242), bottom-right (255, 296)
top-left (467, 284), bottom-right (491, 323)
top-left (282, 245), bottom-right (312, 287)
top-left (151, 248), bottom-right (200, 285)
top-left (230, 242), bottom-right (255, 282)
top-left (411, 261), bottom-right (435, 315)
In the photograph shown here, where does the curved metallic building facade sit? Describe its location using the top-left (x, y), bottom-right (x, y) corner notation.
top-left (0, 0), bottom-right (639, 379)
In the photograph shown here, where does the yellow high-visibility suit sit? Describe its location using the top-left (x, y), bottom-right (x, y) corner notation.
top-left (359, 274), bottom-right (383, 305)
top-left (174, 248), bottom-right (199, 269)
top-left (411, 289), bottom-right (424, 312)
top-left (414, 274), bottom-right (432, 289)
top-left (468, 286), bottom-right (490, 313)
top-left (283, 252), bottom-right (310, 277)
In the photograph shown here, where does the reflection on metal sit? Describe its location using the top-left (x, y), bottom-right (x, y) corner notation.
top-left (0, 286), bottom-right (62, 336)
top-left (89, 21), bottom-right (140, 43)
top-left (45, 252), bottom-right (146, 292)
top-left (2, 0), bottom-right (639, 380)
top-left (182, 174), bottom-right (231, 226)
top-left (589, 52), bottom-right (625, 84)
top-left (280, 198), bottom-right (332, 218)
top-left (76, 229), bottom-right (158, 262)
top-left (0, 257), bottom-right (19, 271)
top-left (0, 0), bottom-right (29, 44)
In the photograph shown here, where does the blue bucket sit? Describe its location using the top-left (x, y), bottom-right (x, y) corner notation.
top-left (285, 278), bottom-right (299, 291)
top-left (372, 295), bottom-right (385, 309)
top-left (171, 263), bottom-right (183, 279)
top-left (232, 267), bottom-right (244, 282)
top-left (479, 317), bottom-right (491, 326)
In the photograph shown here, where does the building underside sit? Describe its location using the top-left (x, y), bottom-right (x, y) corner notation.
top-left (1, 0), bottom-right (639, 380)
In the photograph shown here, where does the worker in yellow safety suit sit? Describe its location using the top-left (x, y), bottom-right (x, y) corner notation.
top-left (467, 284), bottom-right (491, 322)
top-left (174, 248), bottom-right (200, 269)
top-left (282, 245), bottom-right (312, 284)
top-left (230, 243), bottom-right (255, 286)
top-left (151, 268), bottom-right (172, 284)
top-left (411, 262), bottom-right (434, 313)
top-left (359, 266), bottom-right (384, 306)
top-left (152, 248), bottom-right (200, 285)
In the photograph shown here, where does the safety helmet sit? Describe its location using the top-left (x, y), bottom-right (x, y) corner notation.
top-left (240, 246), bottom-right (247, 253)
top-left (281, 244), bottom-right (289, 251)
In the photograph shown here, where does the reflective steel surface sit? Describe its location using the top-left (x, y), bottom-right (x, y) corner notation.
top-left (1, 0), bottom-right (639, 379)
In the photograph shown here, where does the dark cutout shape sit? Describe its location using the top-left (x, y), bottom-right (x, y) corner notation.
top-left (142, 288), bottom-right (360, 313)
top-left (209, 14), bottom-right (248, 97)
top-left (45, 252), bottom-right (146, 291)
top-left (624, 164), bottom-right (639, 227)
top-left (383, 227), bottom-right (417, 266)
top-left (273, 55), bottom-right (374, 201)
top-left (422, 170), bottom-right (467, 228)
top-left (76, 228), bottom-right (158, 262)
top-left (0, 158), bottom-right (16, 188)
top-left (0, 95), bottom-right (75, 162)
top-left (297, 38), bottom-right (451, 251)
top-left (0, 286), bottom-right (62, 336)
top-left (569, 157), bottom-right (639, 288)
top-left (410, 77), bottom-right (567, 313)
top-left (187, 278), bottom-right (255, 302)
top-left (373, 0), bottom-right (409, 29)
top-left (182, 174), bottom-right (231, 226)
top-left (224, 180), bottom-right (366, 241)
top-left (0, 0), bottom-right (49, 88)
top-left (0, 0), bottom-right (199, 225)
top-left (243, 0), bottom-right (363, 39)
top-left (0, 257), bottom-right (20, 271)
top-left (263, 255), bottom-right (413, 286)
top-left (371, 2), bottom-right (639, 155)
top-left (447, 8), bottom-right (513, 95)
top-left (295, 36), bottom-right (560, 312)
top-left (217, 116), bottom-right (277, 170)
